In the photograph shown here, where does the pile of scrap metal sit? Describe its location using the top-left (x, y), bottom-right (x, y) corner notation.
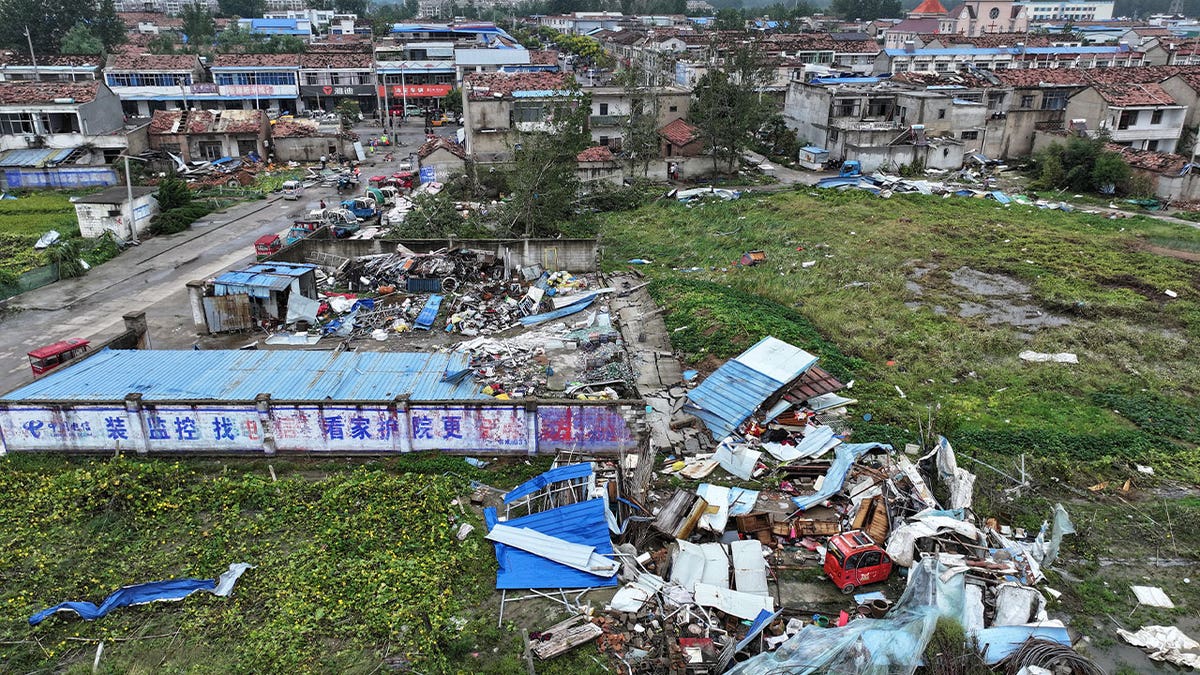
top-left (635, 335), bottom-right (1101, 674)
top-left (482, 461), bottom-right (785, 673)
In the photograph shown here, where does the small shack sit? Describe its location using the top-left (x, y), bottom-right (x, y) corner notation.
top-left (149, 109), bottom-right (269, 163)
top-left (798, 145), bottom-right (830, 171)
top-left (194, 262), bottom-right (318, 333)
top-left (270, 118), bottom-right (354, 163)
top-left (576, 145), bottom-right (623, 187)
top-left (416, 136), bottom-right (468, 181)
top-left (72, 187), bottom-right (160, 239)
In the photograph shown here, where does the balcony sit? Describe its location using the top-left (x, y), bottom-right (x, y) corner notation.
top-left (589, 114), bottom-right (624, 127)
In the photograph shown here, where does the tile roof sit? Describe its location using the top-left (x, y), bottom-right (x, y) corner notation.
top-left (211, 53), bottom-right (302, 68)
top-left (464, 71), bottom-right (576, 99)
top-left (995, 69), bottom-right (1091, 87)
top-left (659, 117), bottom-right (699, 146)
top-left (118, 11), bottom-right (182, 27)
top-left (941, 32), bottom-right (1055, 48)
top-left (148, 110), bottom-right (181, 134)
top-left (910, 0), bottom-right (947, 14)
top-left (107, 53), bottom-right (200, 71)
top-left (782, 365), bottom-right (844, 403)
top-left (1109, 143), bottom-right (1189, 174)
top-left (150, 109), bottom-right (266, 135)
top-left (1093, 81), bottom-right (1175, 106)
top-left (529, 50), bottom-right (560, 65)
top-left (417, 136), bottom-right (467, 160)
top-left (271, 118), bottom-right (321, 138)
top-left (889, 18), bottom-right (940, 33)
top-left (0, 81), bottom-right (99, 105)
top-left (299, 52), bottom-right (373, 69)
top-left (0, 52), bottom-right (102, 67)
top-left (576, 145), bottom-right (614, 162)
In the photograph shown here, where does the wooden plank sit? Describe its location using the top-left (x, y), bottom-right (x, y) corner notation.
top-left (531, 616), bottom-right (603, 660)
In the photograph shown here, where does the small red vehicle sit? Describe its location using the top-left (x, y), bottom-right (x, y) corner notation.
top-left (824, 530), bottom-right (894, 594)
top-left (254, 234), bottom-right (282, 260)
top-left (28, 338), bottom-right (90, 376)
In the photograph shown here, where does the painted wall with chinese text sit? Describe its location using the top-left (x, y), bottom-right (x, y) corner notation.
top-left (0, 399), bottom-right (642, 455)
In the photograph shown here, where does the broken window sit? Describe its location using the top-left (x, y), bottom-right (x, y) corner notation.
top-left (833, 99), bottom-right (861, 117)
top-left (512, 100), bottom-right (543, 124)
top-left (0, 112), bottom-right (35, 135)
top-left (987, 92), bottom-right (1006, 110)
top-left (1151, 109), bottom-right (1164, 125)
top-left (1040, 91), bottom-right (1068, 110)
top-left (961, 130), bottom-right (979, 140)
top-left (1118, 110), bottom-right (1138, 129)
top-left (1019, 95), bottom-right (1034, 109)
top-left (39, 113), bottom-right (80, 134)
top-left (197, 140), bottom-right (223, 159)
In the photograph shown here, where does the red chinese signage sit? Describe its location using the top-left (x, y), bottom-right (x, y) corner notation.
top-left (378, 84), bottom-right (454, 99)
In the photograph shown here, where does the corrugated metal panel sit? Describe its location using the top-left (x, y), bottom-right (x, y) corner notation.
top-left (213, 271), bottom-right (295, 293)
top-left (504, 463), bottom-right (593, 503)
top-left (483, 499), bottom-right (617, 590)
top-left (203, 294), bottom-right (253, 333)
top-left (0, 148), bottom-right (55, 167)
top-left (1, 349), bottom-right (485, 402)
top-left (685, 337), bottom-right (818, 439)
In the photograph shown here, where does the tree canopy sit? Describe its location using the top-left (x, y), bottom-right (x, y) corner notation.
top-left (217, 0), bottom-right (264, 18)
top-left (0, 0), bottom-right (123, 53)
top-left (502, 95), bottom-right (591, 237)
top-left (830, 0), bottom-right (902, 21)
top-left (59, 22), bottom-right (104, 55)
top-left (181, 4), bottom-right (217, 44)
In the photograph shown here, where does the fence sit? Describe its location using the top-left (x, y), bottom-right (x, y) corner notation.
top-left (0, 264), bottom-right (58, 302)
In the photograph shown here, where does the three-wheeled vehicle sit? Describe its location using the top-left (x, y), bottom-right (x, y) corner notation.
top-left (254, 233), bottom-right (282, 260)
top-left (824, 530), bottom-right (894, 594)
top-left (281, 180), bottom-right (303, 200)
top-left (341, 197), bottom-right (378, 220)
top-left (28, 338), bottom-right (90, 376)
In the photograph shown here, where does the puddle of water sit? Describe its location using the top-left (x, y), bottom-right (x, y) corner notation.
top-left (950, 266), bottom-right (1031, 296)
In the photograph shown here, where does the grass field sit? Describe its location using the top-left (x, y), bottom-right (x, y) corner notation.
top-left (0, 193), bottom-right (81, 279)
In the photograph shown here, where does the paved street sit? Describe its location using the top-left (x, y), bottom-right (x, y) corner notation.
top-left (0, 119), bottom-right (456, 394)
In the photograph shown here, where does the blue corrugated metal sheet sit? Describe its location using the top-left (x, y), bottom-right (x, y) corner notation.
top-left (685, 336), bottom-right (817, 439)
top-left (1, 349), bottom-right (486, 402)
top-left (484, 499), bottom-right (617, 590)
top-left (0, 148), bottom-right (74, 167)
top-left (504, 463), bottom-right (593, 504)
top-left (213, 263), bottom-right (315, 296)
top-left (415, 294), bottom-right (443, 330)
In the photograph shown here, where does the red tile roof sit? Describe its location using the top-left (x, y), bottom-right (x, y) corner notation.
top-left (108, 53), bottom-right (201, 71)
top-left (576, 145), bottom-right (614, 162)
top-left (148, 110), bottom-right (181, 134)
top-left (464, 71), bottom-right (576, 99)
top-left (212, 53), bottom-right (301, 68)
top-left (1109, 143), bottom-right (1188, 174)
top-left (299, 52), bottom-right (373, 69)
top-left (910, 0), bottom-right (947, 14)
top-left (529, 50), bottom-right (560, 65)
top-left (0, 51), bottom-right (102, 67)
top-left (417, 136), bottom-right (467, 160)
top-left (659, 117), bottom-right (699, 146)
top-left (271, 118), bottom-right (321, 138)
top-left (118, 11), bottom-right (182, 28)
top-left (150, 109), bottom-right (265, 135)
top-left (1093, 82), bottom-right (1175, 106)
top-left (0, 81), bottom-right (99, 105)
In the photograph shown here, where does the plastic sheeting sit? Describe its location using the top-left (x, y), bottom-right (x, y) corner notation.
top-left (885, 511), bottom-right (985, 568)
top-left (484, 498), bottom-right (617, 590)
top-left (976, 622), bottom-right (1070, 664)
top-left (518, 294), bottom-right (597, 326)
top-left (1031, 503), bottom-right (1075, 568)
top-left (762, 425), bottom-right (841, 462)
top-left (791, 442), bottom-right (890, 511)
top-left (728, 557), bottom-right (962, 675)
top-left (1117, 625), bottom-right (1200, 669)
top-left (29, 563), bottom-right (253, 625)
top-left (934, 436), bottom-right (976, 510)
top-left (485, 524), bottom-right (618, 578)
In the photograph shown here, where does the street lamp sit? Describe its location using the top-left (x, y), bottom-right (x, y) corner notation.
top-left (115, 153), bottom-right (150, 245)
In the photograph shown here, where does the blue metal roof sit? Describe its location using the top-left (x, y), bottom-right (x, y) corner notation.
top-left (214, 263), bottom-right (316, 294)
top-left (0, 148), bottom-right (75, 167)
top-left (484, 498), bottom-right (617, 590)
top-left (685, 336), bottom-right (817, 439)
top-left (504, 463), bottom-right (593, 504)
top-left (1, 348), bottom-right (486, 402)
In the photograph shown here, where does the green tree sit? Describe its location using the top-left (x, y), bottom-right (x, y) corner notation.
top-left (336, 98), bottom-right (361, 132)
top-left (690, 44), bottom-right (770, 175)
top-left (442, 88), bottom-right (463, 116)
top-left (1092, 151), bottom-right (1131, 192)
top-left (181, 4), bottom-right (216, 44)
top-left (217, 0), bottom-right (264, 18)
top-left (49, 240), bottom-right (86, 279)
top-left (0, 0), bottom-right (102, 52)
top-left (93, 0), bottom-right (126, 50)
top-left (615, 63), bottom-right (664, 178)
top-left (830, 0), bottom-right (901, 20)
top-left (502, 94), bottom-right (591, 237)
top-left (156, 174), bottom-right (192, 211)
top-left (757, 113), bottom-right (800, 159)
top-left (59, 22), bottom-right (103, 54)
top-left (334, 0), bottom-right (366, 14)
top-left (714, 7), bottom-right (743, 29)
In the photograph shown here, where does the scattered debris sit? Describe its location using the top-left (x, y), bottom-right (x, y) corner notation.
top-left (1019, 351), bottom-right (1079, 364)
top-left (1117, 625), bottom-right (1200, 669)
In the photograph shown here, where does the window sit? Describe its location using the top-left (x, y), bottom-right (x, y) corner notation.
top-left (1152, 109), bottom-right (1164, 124)
top-left (39, 113), bottom-right (80, 134)
top-left (598, 102), bottom-right (609, 115)
top-left (934, 62), bottom-right (949, 72)
top-left (105, 72), bottom-right (192, 87)
top-left (237, 139), bottom-right (258, 156)
top-left (512, 100), bottom-right (543, 123)
top-left (668, 105), bottom-right (678, 112)
top-left (1118, 110), bottom-right (1138, 129)
top-left (1020, 94), bottom-right (1034, 109)
top-left (214, 72), bottom-right (296, 86)
top-left (987, 92), bottom-right (1006, 110)
top-left (599, 135), bottom-right (609, 146)
top-left (937, 108), bottom-right (946, 119)
top-left (833, 99), bottom-right (861, 117)
top-left (1040, 91), bottom-right (1068, 110)
top-left (989, 7), bottom-right (1001, 18)
top-left (0, 112), bottom-right (35, 135)
top-left (197, 141), bottom-right (223, 159)
top-left (867, 99), bottom-right (892, 118)
top-left (961, 130), bottom-right (979, 140)
top-left (858, 551), bottom-right (882, 568)
top-left (1147, 140), bottom-right (1159, 150)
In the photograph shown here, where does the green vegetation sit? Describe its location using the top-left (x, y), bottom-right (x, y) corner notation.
top-left (150, 176), bottom-right (213, 236)
top-left (1032, 135), bottom-right (1135, 195)
top-left (600, 189), bottom-right (1200, 476)
top-left (0, 455), bottom-right (587, 674)
top-left (0, 192), bottom-right (122, 286)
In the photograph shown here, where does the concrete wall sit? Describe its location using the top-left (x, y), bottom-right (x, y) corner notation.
top-left (783, 81), bottom-right (833, 148)
top-left (1066, 87), bottom-right (1185, 152)
top-left (577, 160), bottom-right (624, 186)
top-left (846, 142), bottom-right (966, 173)
top-left (75, 193), bottom-right (160, 239)
top-left (418, 148), bottom-right (466, 180)
top-left (623, 155), bottom-right (735, 181)
top-left (464, 97), bottom-right (513, 162)
top-left (273, 135), bottom-right (354, 162)
top-left (267, 236), bottom-right (601, 273)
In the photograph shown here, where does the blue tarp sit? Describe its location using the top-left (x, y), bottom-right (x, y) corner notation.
top-left (503, 463), bottom-right (593, 504)
top-left (518, 295), bottom-right (596, 326)
top-left (414, 294), bottom-right (443, 330)
top-left (976, 624), bottom-right (1071, 664)
top-left (29, 563), bottom-right (252, 626)
top-left (791, 442), bottom-right (891, 511)
top-left (484, 498), bottom-right (617, 590)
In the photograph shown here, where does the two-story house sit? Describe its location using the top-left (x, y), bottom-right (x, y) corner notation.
top-left (461, 71), bottom-right (578, 163)
top-left (298, 51), bottom-right (375, 115)
top-left (103, 53), bottom-right (207, 118)
top-left (210, 53), bottom-right (301, 115)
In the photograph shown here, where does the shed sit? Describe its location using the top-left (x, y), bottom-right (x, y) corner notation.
top-left (659, 117), bottom-right (703, 158)
top-left (208, 262), bottom-right (318, 330)
top-left (72, 186), bottom-right (159, 239)
top-left (416, 137), bottom-right (468, 180)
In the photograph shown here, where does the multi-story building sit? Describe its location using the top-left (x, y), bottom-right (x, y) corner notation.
top-left (0, 54), bottom-right (102, 83)
top-left (538, 12), bottom-right (624, 35)
top-left (210, 53), bottom-right (301, 114)
top-left (880, 43), bottom-right (1144, 74)
top-left (461, 71), bottom-right (578, 163)
top-left (103, 53), bottom-right (208, 118)
top-left (1015, 0), bottom-right (1114, 21)
top-left (118, 0), bottom-right (216, 15)
top-left (299, 51), bottom-right (376, 114)
top-left (1066, 81), bottom-right (1186, 152)
top-left (583, 84), bottom-right (691, 150)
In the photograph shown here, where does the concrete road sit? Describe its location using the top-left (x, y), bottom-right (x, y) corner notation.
top-left (0, 119), bottom-right (458, 395)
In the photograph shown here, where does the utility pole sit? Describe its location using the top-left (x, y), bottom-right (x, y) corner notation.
top-left (23, 26), bottom-right (38, 81)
